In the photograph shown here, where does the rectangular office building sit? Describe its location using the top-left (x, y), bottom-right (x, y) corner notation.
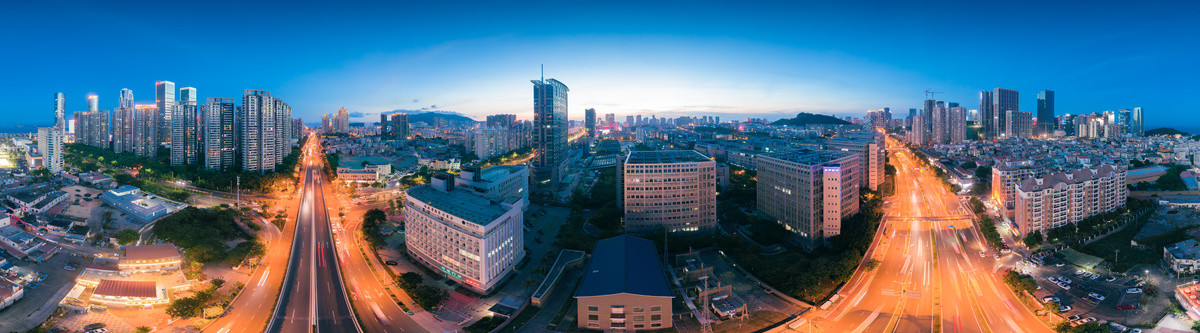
top-left (619, 150), bottom-right (717, 234)
top-left (756, 149), bottom-right (860, 249)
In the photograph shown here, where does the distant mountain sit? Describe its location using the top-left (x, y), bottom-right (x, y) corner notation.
top-left (771, 112), bottom-right (851, 126)
top-left (384, 110), bottom-right (478, 125)
top-left (1145, 127), bottom-right (1189, 136)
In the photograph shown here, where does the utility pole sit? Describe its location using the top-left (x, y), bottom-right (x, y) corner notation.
top-left (236, 176), bottom-right (241, 207)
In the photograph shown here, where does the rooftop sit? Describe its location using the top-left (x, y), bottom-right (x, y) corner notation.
top-left (1167, 239), bottom-right (1200, 261)
top-left (625, 150), bottom-right (712, 165)
top-left (93, 279), bottom-right (157, 298)
top-left (406, 184), bottom-right (517, 226)
top-left (576, 235), bottom-right (672, 298)
top-left (122, 244), bottom-right (180, 261)
top-left (761, 149), bottom-right (856, 166)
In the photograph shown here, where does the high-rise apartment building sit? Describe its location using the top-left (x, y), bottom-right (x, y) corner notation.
top-left (619, 150), bottom-right (717, 234)
top-left (74, 109), bottom-right (110, 149)
top-left (867, 108), bottom-right (891, 131)
top-left (1014, 165), bottom-right (1127, 236)
top-left (979, 91), bottom-right (994, 139)
top-left (471, 127), bottom-right (508, 160)
top-left (1005, 110), bottom-right (1033, 139)
top-left (54, 92), bottom-right (66, 130)
top-left (585, 108), bottom-right (596, 137)
top-left (87, 94), bottom-right (99, 113)
top-left (379, 114), bottom-right (389, 136)
top-left (757, 149), bottom-right (859, 249)
top-left (931, 101), bottom-right (948, 144)
top-left (37, 127), bottom-right (63, 173)
top-left (292, 118), bottom-right (304, 140)
top-left (133, 105), bottom-right (158, 157)
top-left (404, 174), bottom-right (525, 293)
top-left (605, 113), bottom-right (616, 127)
top-left (993, 88), bottom-right (1019, 138)
top-left (113, 89), bottom-right (135, 153)
top-left (948, 106), bottom-right (967, 144)
top-left (321, 114), bottom-right (331, 133)
top-left (532, 77), bottom-right (570, 192)
top-left (240, 90), bottom-right (291, 172)
top-left (170, 100), bottom-right (199, 165)
top-left (156, 81), bottom-right (175, 146)
top-left (991, 160), bottom-right (1047, 218)
top-left (486, 114), bottom-right (517, 129)
top-left (203, 98), bottom-right (237, 171)
top-left (1036, 90), bottom-right (1055, 136)
top-left (335, 107), bottom-right (350, 133)
top-left (391, 113), bottom-right (409, 139)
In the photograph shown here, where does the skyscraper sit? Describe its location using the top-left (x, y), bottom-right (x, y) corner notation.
top-left (486, 114), bottom-right (516, 128)
top-left (584, 108), bottom-right (596, 137)
top-left (156, 81), bottom-right (175, 145)
top-left (179, 87), bottom-right (197, 103)
top-left (335, 107), bottom-right (350, 133)
top-left (1006, 110), bottom-right (1033, 138)
top-left (949, 106), bottom-right (967, 144)
top-left (119, 89), bottom-right (134, 111)
top-left (605, 113), bottom-right (616, 127)
top-left (979, 91), bottom-right (994, 139)
top-left (87, 94), bottom-right (99, 113)
top-left (37, 126), bottom-right (63, 173)
top-left (53, 92), bottom-right (66, 130)
top-left (133, 105), bottom-right (158, 157)
top-left (204, 98), bottom-right (237, 171)
top-left (113, 92), bottom-right (135, 154)
top-left (321, 114), bottom-right (331, 133)
top-left (1036, 90), bottom-right (1055, 136)
top-left (931, 101), bottom-right (947, 144)
top-left (922, 99), bottom-right (935, 139)
top-left (390, 113), bottom-right (409, 139)
top-left (171, 99), bottom-right (199, 165)
top-left (993, 88), bottom-right (1019, 138)
top-left (532, 77), bottom-right (569, 192)
top-left (1131, 107), bottom-right (1144, 136)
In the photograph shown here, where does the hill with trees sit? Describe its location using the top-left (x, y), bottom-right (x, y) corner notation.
top-left (771, 112), bottom-right (851, 126)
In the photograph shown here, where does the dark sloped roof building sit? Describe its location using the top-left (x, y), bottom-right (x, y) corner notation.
top-left (575, 235), bottom-right (673, 331)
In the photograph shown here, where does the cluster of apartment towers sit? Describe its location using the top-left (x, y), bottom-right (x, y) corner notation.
top-left (59, 82), bottom-right (303, 174)
top-left (867, 88), bottom-right (1145, 146)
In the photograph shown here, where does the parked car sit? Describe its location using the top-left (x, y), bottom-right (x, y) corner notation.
top-left (1067, 315), bottom-right (1081, 321)
top-left (1117, 304), bottom-right (1138, 310)
top-left (1043, 296), bottom-right (1060, 303)
top-left (1105, 276), bottom-right (1117, 282)
top-left (1088, 293), bottom-right (1106, 301)
top-left (64, 266), bottom-right (76, 271)
top-left (1055, 262), bottom-right (1065, 267)
top-left (1126, 288), bottom-right (1142, 294)
top-left (1059, 305), bottom-right (1072, 312)
top-left (385, 260), bottom-right (398, 266)
top-left (1059, 276), bottom-right (1073, 284)
top-left (979, 251), bottom-right (987, 257)
top-left (83, 324), bottom-right (106, 331)
top-left (1083, 317), bottom-right (1097, 323)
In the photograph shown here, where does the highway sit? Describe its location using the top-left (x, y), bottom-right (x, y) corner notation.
top-left (266, 137), bottom-right (360, 333)
top-left (800, 136), bottom-right (1051, 333)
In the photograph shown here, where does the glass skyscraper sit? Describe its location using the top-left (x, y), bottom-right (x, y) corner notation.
top-left (532, 77), bottom-right (569, 193)
top-left (1037, 90), bottom-right (1055, 136)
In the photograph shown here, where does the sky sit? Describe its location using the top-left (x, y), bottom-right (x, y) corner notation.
top-left (2, 0), bottom-right (1197, 130)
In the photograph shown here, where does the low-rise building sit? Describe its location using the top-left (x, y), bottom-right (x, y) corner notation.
top-left (100, 185), bottom-right (187, 224)
top-left (404, 174), bottom-right (525, 294)
top-left (118, 244), bottom-right (183, 274)
top-left (1166, 239), bottom-right (1200, 274)
top-left (575, 235), bottom-right (673, 331)
top-left (336, 164), bottom-right (391, 183)
top-left (0, 277), bottom-right (23, 311)
top-left (456, 165), bottom-right (529, 210)
top-left (91, 279), bottom-right (166, 308)
top-left (6, 184), bottom-right (68, 215)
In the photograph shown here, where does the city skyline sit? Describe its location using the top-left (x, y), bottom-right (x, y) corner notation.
top-left (2, 1), bottom-right (1196, 130)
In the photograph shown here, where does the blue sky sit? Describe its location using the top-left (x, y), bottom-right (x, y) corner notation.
top-left (2, 1), bottom-right (1196, 129)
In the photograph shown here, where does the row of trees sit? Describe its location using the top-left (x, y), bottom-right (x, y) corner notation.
top-left (396, 272), bottom-right (449, 309)
top-left (65, 141), bottom-right (303, 196)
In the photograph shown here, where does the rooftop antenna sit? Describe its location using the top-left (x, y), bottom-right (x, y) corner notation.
top-left (540, 64), bottom-right (544, 82)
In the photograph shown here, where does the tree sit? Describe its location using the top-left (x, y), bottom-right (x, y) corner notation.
top-left (114, 228), bottom-right (140, 245)
top-left (974, 166), bottom-right (992, 180)
top-left (1024, 231), bottom-right (1044, 248)
top-left (411, 284), bottom-right (448, 309)
top-left (135, 327), bottom-right (152, 333)
top-left (1001, 270), bottom-right (1038, 294)
top-left (166, 295), bottom-right (206, 318)
top-left (959, 161), bottom-right (977, 169)
top-left (1044, 301), bottom-right (1062, 315)
top-left (398, 272), bottom-right (422, 290)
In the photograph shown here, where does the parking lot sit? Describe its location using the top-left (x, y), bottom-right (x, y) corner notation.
top-left (0, 252), bottom-right (91, 332)
top-left (1019, 253), bottom-right (1166, 328)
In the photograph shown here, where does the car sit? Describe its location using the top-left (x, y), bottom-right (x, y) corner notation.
top-left (1131, 329), bottom-right (1142, 333)
top-left (385, 260), bottom-right (398, 266)
top-left (1059, 305), bottom-right (1072, 312)
top-left (1067, 315), bottom-right (1081, 321)
top-left (1059, 283), bottom-right (1071, 290)
top-left (1105, 276), bottom-right (1118, 282)
top-left (1083, 317), bottom-right (1097, 323)
top-left (1055, 262), bottom-right (1065, 267)
top-left (1043, 296), bottom-right (1060, 303)
top-left (1126, 288), bottom-right (1142, 294)
top-left (1088, 273), bottom-right (1100, 280)
top-left (64, 266), bottom-right (76, 271)
top-left (1048, 276), bottom-right (1058, 283)
top-left (83, 324), bottom-right (106, 331)
top-left (1088, 293), bottom-right (1106, 301)
top-left (1060, 277), bottom-right (1073, 284)
top-left (979, 251), bottom-right (987, 257)
top-left (1117, 304), bottom-right (1138, 310)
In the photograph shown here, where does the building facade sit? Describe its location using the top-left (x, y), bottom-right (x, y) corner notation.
top-left (1014, 165), bottom-right (1128, 236)
top-left (1005, 110), bottom-right (1033, 139)
top-left (404, 175), bottom-right (525, 293)
top-left (156, 81), bottom-right (175, 146)
top-left (391, 113), bottom-right (409, 139)
top-left (620, 150), bottom-right (717, 234)
top-left (1037, 90), bottom-right (1055, 136)
top-left (170, 100), bottom-right (198, 165)
top-left (240, 90), bottom-right (291, 172)
top-left (756, 150), bottom-right (860, 249)
top-left (993, 88), bottom-right (1019, 138)
top-left (203, 98), bottom-right (237, 171)
top-left (575, 235), bottom-right (673, 331)
top-left (532, 78), bottom-right (570, 193)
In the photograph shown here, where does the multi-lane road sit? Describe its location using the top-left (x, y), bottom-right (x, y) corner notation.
top-left (804, 136), bottom-right (1051, 333)
top-left (267, 141), bottom-right (359, 332)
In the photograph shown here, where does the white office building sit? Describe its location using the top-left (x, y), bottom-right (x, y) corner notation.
top-left (404, 174), bottom-right (525, 294)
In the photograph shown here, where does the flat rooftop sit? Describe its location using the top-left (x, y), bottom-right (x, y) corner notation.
top-left (407, 185), bottom-right (517, 226)
top-left (625, 150), bottom-right (711, 165)
top-left (761, 149), bottom-right (855, 166)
